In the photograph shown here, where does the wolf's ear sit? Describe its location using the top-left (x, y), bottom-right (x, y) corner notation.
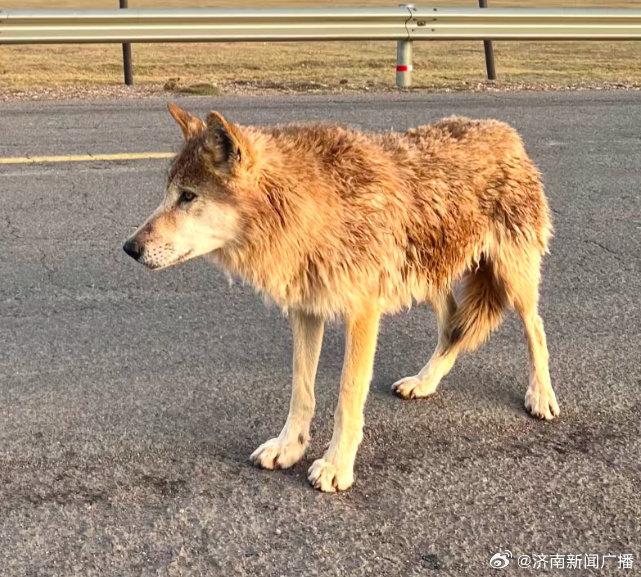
top-left (204, 111), bottom-right (242, 172)
top-left (168, 103), bottom-right (206, 140)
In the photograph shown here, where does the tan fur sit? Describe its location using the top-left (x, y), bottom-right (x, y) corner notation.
top-left (124, 105), bottom-right (559, 492)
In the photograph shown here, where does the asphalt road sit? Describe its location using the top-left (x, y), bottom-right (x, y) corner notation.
top-left (0, 92), bottom-right (640, 577)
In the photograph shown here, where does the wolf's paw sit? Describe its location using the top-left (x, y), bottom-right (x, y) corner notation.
top-left (392, 375), bottom-right (437, 400)
top-left (250, 437), bottom-right (307, 470)
top-left (525, 388), bottom-right (560, 421)
top-left (307, 458), bottom-right (354, 492)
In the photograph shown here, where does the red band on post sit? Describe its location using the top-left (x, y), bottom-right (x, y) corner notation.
top-left (396, 65), bottom-right (409, 72)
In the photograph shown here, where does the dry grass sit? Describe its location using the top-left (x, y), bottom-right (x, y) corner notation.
top-left (2, 0), bottom-right (641, 96)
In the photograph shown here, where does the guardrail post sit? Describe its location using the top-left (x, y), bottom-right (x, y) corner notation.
top-left (478, 0), bottom-right (497, 82)
top-left (396, 4), bottom-right (414, 88)
top-left (119, 0), bottom-right (133, 86)
top-left (396, 39), bottom-right (412, 88)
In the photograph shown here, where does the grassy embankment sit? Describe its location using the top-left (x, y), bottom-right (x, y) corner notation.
top-left (2, 0), bottom-right (641, 96)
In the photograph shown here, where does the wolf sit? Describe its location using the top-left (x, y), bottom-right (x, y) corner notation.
top-left (123, 103), bottom-right (559, 492)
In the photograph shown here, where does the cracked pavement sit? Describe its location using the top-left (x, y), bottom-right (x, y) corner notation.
top-left (0, 93), bottom-right (640, 576)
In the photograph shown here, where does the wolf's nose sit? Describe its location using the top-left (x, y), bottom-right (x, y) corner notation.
top-left (123, 238), bottom-right (144, 260)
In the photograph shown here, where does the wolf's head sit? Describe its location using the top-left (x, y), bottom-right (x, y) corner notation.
top-left (123, 104), bottom-right (247, 270)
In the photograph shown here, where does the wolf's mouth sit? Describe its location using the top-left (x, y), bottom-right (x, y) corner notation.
top-left (146, 250), bottom-right (194, 271)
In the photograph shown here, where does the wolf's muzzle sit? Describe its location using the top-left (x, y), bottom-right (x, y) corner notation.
top-left (123, 238), bottom-right (144, 261)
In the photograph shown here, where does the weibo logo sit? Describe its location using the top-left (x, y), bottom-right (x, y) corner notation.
top-left (489, 550), bottom-right (513, 569)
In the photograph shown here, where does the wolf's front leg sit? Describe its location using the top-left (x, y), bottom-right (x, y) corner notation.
top-left (308, 305), bottom-right (380, 492)
top-left (251, 309), bottom-right (324, 470)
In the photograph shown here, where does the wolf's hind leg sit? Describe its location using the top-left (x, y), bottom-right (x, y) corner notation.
top-left (392, 292), bottom-right (460, 399)
top-left (504, 251), bottom-right (559, 420)
top-left (520, 310), bottom-right (558, 420)
top-left (251, 309), bottom-right (324, 469)
top-left (394, 255), bottom-right (508, 399)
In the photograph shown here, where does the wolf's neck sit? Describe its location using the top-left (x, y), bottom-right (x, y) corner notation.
top-left (217, 162), bottom-right (316, 308)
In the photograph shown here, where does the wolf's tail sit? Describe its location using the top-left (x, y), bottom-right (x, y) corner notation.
top-left (446, 255), bottom-right (507, 352)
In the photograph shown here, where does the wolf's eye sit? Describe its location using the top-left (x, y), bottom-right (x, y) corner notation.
top-left (178, 190), bottom-right (196, 204)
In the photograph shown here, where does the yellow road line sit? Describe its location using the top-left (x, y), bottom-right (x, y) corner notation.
top-left (0, 152), bottom-right (174, 165)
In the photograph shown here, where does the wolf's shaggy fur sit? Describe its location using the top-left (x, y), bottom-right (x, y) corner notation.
top-left (124, 105), bottom-right (559, 492)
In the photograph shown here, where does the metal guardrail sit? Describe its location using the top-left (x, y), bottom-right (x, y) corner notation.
top-left (3, 8), bottom-right (409, 43)
top-left (2, 7), bottom-right (641, 86)
top-left (3, 7), bottom-right (641, 44)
